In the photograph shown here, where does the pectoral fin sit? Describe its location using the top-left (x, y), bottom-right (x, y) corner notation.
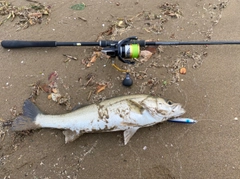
top-left (63, 130), bottom-right (83, 143)
top-left (123, 127), bottom-right (140, 145)
top-left (127, 99), bottom-right (144, 114)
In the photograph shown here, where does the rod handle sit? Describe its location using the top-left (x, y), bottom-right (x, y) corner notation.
top-left (1, 40), bottom-right (57, 48)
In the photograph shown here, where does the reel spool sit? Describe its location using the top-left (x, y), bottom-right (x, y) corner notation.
top-left (102, 36), bottom-right (141, 65)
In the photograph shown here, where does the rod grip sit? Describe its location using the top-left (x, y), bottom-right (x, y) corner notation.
top-left (1, 40), bottom-right (57, 48)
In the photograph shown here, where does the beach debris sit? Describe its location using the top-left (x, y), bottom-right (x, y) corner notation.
top-left (87, 90), bottom-right (93, 101)
top-left (10, 106), bottom-right (19, 117)
top-left (200, 1), bottom-right (228, 26)
top-left (0, 1), bottom-right (51, 29)
top-left (170, 60), bottom-right (182, 82)
top-left (29, 81), bottom-right (42, 98)
top-left (97, 17), bottom-right (133, 40)
top-left (179, 67), bottom-right (187, 74)
top-left (0, 124), bottom-right (6, 141)
top-left (71, 3), bottom-right (86, 10)
top-left (86, 52), bottom-right (103, 67)
top-left (50, 92), bottom-right (61, 102)
top-left (139, 77), bottom-right (160, 93)
top-left (85, 73), bottom-right (95, 86)
top-left (218, 1), bottom-right (229, 10)
top-left (95, 84), bottom-right (107, 94)
top-left (78, 16), bottom-right (87, 22)
top-left (27, 71), bottom-right (71, 110)
top-left (144, 12), bottom-right (162, 20)
top-left (143, 12), bottom-right (167, 34)
top-left (117, 20), bottom-right (125, 28)
top-left (46, 72), bottom-right (71, 110)
top-left (63, 54), bottom-right (78, 63)
top-left (132, 69), bottom-right (148, 80)
top-left (140, 50), bottom-right (153, 63)
top-left (145, 46), bottom-right (158, 54)
top-left (97, 25), bottom-right (115, 41)
top-left (96, 2), bottom-right (182, 39)
top-left (48, 71), bottom-right (58, 89)
top-left (41, 83), bottom-right (51, 93)
top-left (142, 2), bottom-right (182, 34)
top-left (163, 80), bottom-right (167, 86)
top-left (159, 2), bottom-right (182, 18)
top-left (145, 77), bottom-right (159, 89)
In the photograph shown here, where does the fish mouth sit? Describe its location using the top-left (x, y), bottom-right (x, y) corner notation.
top-left (172, 104), bottom-right (186, 116)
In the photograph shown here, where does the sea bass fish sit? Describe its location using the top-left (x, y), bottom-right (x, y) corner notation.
top-left (12, 95), bottom-right (185, 145)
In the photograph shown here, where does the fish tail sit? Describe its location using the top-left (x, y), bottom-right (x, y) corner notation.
top-left (12, 99), bottom-right (42, 131)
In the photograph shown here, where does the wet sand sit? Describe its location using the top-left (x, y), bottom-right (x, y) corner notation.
top-left (0, 0), bottom-right (239, 178)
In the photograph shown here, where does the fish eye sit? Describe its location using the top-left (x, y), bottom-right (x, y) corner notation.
top-left (166, 100), bottom-right (173, 105)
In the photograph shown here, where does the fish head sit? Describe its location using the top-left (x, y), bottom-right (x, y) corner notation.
top-left (142, 96), bottom-right (185, 121)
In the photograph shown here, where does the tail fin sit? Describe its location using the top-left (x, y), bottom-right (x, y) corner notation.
top-left (12, 99), bottom-right (42, 131)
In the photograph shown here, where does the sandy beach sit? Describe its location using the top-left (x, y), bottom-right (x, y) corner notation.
top-left (1, 0), bottom-right (239, 178)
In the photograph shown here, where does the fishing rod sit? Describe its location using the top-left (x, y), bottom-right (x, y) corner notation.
top-left (2, 36), bottom-right (240, 86)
